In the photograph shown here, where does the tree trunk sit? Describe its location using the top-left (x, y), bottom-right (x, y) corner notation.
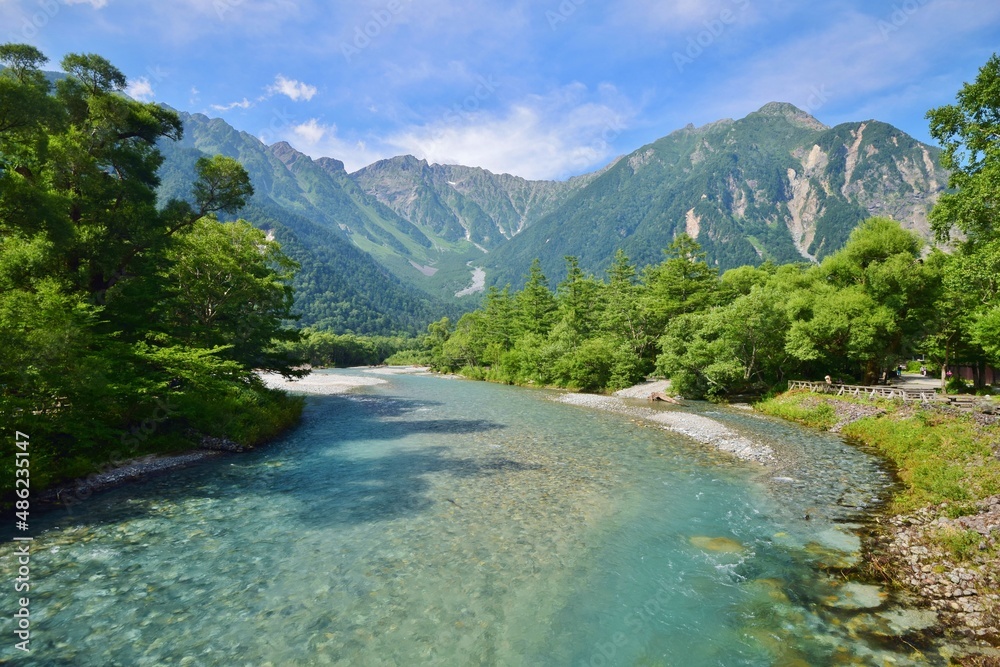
top-left (941, 347), bottom-right (949, 392)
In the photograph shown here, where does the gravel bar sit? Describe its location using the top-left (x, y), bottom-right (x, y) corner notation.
top-left (557, 393), bottom-right (775, 464)
top-left (258, 371), bottom-right (388, 394)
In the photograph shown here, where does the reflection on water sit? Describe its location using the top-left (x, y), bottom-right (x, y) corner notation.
top-left (0, 371), bottom-right (945, 665)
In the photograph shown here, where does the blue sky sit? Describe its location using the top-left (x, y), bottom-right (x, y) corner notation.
top-left (4, 0), bottom-right (998, 180)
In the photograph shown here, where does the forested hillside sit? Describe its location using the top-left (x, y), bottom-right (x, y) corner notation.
top-left (154, 101), bottom-right (949, 311)
top-left (486, 103), bottom-right (948, 288)
top-left (395, 54), bottom-right (1000, 400)
top-left (156, 115), bottom-right (453, 334)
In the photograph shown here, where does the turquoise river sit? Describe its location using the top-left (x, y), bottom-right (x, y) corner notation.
top-left (1, 370), bottom-right (953, 665)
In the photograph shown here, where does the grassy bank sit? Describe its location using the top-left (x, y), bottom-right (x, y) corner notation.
top-left (757, 390), bottom-right (1000, 513)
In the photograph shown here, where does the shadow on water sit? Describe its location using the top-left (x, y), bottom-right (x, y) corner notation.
top-left (258, 392), bottom-right (538, 526)
top-left (17, 392), bottom-right (534, 536)
top-left (279, 446), bottom-right (541, 528)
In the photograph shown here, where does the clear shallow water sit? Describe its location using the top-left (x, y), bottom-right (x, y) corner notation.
top-left (1, 371), bottom-right (943, 665)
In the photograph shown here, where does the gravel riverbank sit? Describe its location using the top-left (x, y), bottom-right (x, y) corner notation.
top-left (612, 379), bottom-right (672, 399)
top-left (37, 450), bottom-right (223, 505)
top-left (258, 371), bottom-right (389, 394)
top-left (873, 497), bottom-right (1000, 641)
top-left (557, 393), bottom-right (775, 464)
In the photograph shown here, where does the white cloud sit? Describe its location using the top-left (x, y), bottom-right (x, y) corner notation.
top-left (383, 84), bottom-right (635, 179)
top-left (64, 0), bottom-right (109, 8)
top-left (125, 77), bottom-right (154, 101)
top-left (267, 75), bottom-right (317, 102)
top-left (275, 84), bottom-right (636, 179)
top-left (211, 98), bottom-right (253, 111)
top-left (276, 119), bottom-right (386, 171)
top-left (384, 110), bottom-right (611, 179)
top-left (666, 1), bottom-right (1000, 132)
top-left (206, 75), bottom-right (314, 116)
top-left (292, 119), bottom-right (327, 144)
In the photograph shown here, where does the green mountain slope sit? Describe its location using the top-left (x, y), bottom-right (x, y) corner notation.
top-left (156, 114), bottom-right (451, 334)
top-left (161, 112), bottom-right (542, 303)
top-left (155, 102), bottom-right (947, 329)
top-left (486, 102), bottom-right (947, 287)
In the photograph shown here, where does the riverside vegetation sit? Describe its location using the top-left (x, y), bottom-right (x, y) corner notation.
top-left (758, 391), bottom-right (1000, 643)
top-left (0, 45), bottom-right (304, 497)
top-left (394, 55), bottom-right (1000, 401)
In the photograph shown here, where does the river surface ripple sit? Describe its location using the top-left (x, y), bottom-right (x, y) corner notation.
top-left (1, 370), bottom-right (949, 666)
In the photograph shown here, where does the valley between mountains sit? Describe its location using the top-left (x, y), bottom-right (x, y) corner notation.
top-left (157, 101), bottom-right (947, 333)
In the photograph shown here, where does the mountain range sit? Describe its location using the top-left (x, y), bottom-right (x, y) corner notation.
top-left (156, 102), bottom-right (948, 334)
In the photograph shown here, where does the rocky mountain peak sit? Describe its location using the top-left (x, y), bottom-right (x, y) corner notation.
top-left (270, 141), bottom-right (310, 168)
top-left (754, 102), bottom-right (829, 131)
top-left (315, 157), bottom-right (346, 176)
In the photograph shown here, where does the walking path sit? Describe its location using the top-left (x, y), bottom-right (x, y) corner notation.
top-left (893, 373), bottom-right (941, 391)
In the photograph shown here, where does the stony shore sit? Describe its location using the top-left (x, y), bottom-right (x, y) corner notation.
top-left (257, 370), bottom-right (389, 394)
top-left (761, 391), bottom-right (1000, 655)
top-left (37, 450), bottom-right (223, 505)
top-left (611, 378), bottom-right (672, 399)
top-left (873, 497), bottom-right (1000, 641)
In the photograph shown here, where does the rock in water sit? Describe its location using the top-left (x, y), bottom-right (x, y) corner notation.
top-left (690, 536), bottom-right (745, 553)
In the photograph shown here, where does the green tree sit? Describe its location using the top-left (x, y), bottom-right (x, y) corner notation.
top-left (926, 54), bottom-right (1000, 384)
top-left (641, 233), bottom-right (718, 336)
top-left (785, 218), bottom-right (938, 384)
top-left (163, 218), bottom-right (299, 372)
top-left (657, 284), bottom-right (792, 398)
top-left (425, 316), bottom-right (453, 368)
top-left (0, 45), bottom-right (301, 494)
top-left (514, 259), bottom-right (556, 336)
top-left (442, 312), bottom-right (487, 371)
top-left (555, 256), bottom-right (602, 338)
top-left (480, 285), bottom-right (516, 363)
top-left (598, 249), bottom-right (651, 386)
top-left (927, 53), bottom-right (1000, 245)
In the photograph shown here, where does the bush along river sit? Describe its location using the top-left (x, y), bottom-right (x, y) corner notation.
top-left (0, 369), bottom-right (961, 665)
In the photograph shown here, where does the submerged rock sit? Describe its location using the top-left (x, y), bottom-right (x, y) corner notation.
top-left (824, 582), bottom-right (887, 610)
top-left (690, 536), bottom-right (746, 553)
top-left (877, 609), bottom-right (939, 635)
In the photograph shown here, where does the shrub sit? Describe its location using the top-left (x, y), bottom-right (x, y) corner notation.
top-left (935, 528), bottom-right (983, 561)
top-left (756, 393), bottom-right (837, 429)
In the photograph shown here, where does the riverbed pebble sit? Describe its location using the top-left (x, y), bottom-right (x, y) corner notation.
top-left (257, 371), bottom-right (388, 394)
top-left (872, 496), bottom-right (1000, 641)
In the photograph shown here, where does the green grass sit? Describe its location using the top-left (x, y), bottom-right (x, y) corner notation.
top-left (935, 528), bottom-right (986, 562)
top-left (756, 391), bottom-right (837, 429)
top-left (1, 382), bottom-right (304, 507)
top-left (384, 349), bottom-right (432, 366)
top-left (757, 392), bottom-right (1000, 514)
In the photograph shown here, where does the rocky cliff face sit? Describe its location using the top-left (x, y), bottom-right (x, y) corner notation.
top-left (782, 119), bottom-right (944, 259)
top-left (351, 157), bottom-right (592, 250)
